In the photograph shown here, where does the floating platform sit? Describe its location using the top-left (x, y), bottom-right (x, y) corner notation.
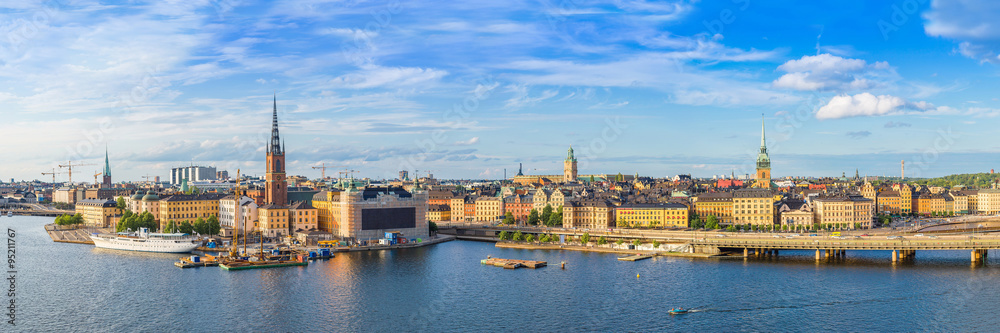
top-left (174, 255), bottom-right (220, 268)
top-left (618, 254), bottom-right (654, 261)
top-left (481, 257), bottom-right (547, 269)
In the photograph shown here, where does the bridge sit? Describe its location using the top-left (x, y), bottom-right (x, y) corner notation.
top-left (0, 203), bottom-right (74, 217)
top-left (439, 223), bottom-right (1000, 263)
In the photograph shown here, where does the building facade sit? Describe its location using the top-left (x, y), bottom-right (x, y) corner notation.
top-left (732, 189), bottom-right (775, 225)
top-left (75, 199), bottom-right (121, 228)
top-left (564, 146), bottom-right (578, 183)
top-left (616, 203), bottom-right (689, 228)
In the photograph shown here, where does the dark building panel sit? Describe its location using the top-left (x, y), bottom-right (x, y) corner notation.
top-left (361, 207), bottom-right (416, 230)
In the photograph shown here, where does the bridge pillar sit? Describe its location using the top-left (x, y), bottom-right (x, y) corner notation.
top-left (972, 250), bottom-right (979, 263)
top-left (815, 249), bottom-right (821, 260)
top-left (743, 248), bottom-right (748, 258)
top-left (892, 250), bottom-right (898, 262)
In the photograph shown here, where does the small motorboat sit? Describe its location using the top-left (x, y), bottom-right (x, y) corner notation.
top-left (668, 308), bottom-right (688, 315)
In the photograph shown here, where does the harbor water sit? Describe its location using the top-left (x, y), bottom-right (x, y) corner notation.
top-left (8, 216), bottom-right (1000, 332)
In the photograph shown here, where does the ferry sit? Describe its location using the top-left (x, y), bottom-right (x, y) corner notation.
top-left (89, 227), bottom-right (200, 253)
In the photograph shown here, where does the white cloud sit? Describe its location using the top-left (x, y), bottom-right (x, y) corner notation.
top-left (924, 0), bottom-right (1000, 63)
top-left (454, 137), bottom-right (479, 146)
top-left (772, 54), bottom-right (893, 92)
top-left (815, 93), bottom-right (936, 119)
top-left (325, 65), bottom-right (448, 90)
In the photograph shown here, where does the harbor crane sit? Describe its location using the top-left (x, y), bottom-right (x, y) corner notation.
top-left (58, 161), bottom-right (95, 184)
top-left (41, 168), bottom-right (64, 184)
top-left (311, 163), bottom-right (346, 180)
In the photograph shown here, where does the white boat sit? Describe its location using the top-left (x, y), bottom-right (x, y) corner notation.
top-left (89, 227), bottom-right (200, 253)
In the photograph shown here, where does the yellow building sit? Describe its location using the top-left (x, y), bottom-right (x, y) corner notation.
top-left (532, 189), bottom-right (566, 212)
top-left (289, 201), bottom-right (318, 233)
top-left (894, 184), bottom-right (913, 215)
top-left (449, 197), bottom-right (467, 222)
top-left (732, 189), bottom-right (775, 225)
top-left (427, 204), bottom-right (451, 222)
top-left (616, 203), bottom-right (688, 228)
top-left (563, 199), bottom-right (614, 229)
top-left (257, 205), bottom-right (290, 238)
top-left (877, 191), bottom-right (901, 215)
top-left (812, 195), bottom-right (874, 229)
top-left (977, 189), bottom-right (1000, 215)
top-left (474, 196), bottom-right (504, 222)
top-left (693, 192), bottom-right (733, 224)
top-left (75, 199), bottom-right (121, 228)
top-left (157, 193), bottom-right (225, 230)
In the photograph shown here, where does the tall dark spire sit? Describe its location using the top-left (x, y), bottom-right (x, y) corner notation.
top-left (104, 145), bottom-right (111, 177)
top-left (269, 94), bottom-right (282, 155)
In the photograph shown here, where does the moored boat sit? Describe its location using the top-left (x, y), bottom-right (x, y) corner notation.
top-left (90, 227), bottom-right (200, 253)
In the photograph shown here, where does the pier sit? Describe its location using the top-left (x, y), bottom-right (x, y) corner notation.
top-left (617, 254), bottom-right (654, 261)
top-left (44, 224), bottom-right (101, 245)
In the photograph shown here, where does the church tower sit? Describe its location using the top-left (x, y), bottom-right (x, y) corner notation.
top-left (754, 116), bottom-right (771, 188)
top-left (102, 147), bottom-right (112, 188)
top-left (564, 146), bottom-right (578, 183)
top-left (265, 95), bottom-right (288, 206)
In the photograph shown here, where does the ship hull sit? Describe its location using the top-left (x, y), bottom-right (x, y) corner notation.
top-left (90, 235), bottom-right (200, 253)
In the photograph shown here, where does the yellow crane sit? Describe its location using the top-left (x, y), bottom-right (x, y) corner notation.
top-left (58, 161), bottom-right (95, 184)
top-left (93, 172), bottom-right (102, 186)
top-left (311, 163), bottom-right (345, 179)
top-left (40, 168), bottom-right (63, 184)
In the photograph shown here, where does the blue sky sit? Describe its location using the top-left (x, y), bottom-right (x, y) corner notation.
top-left (2, 0), bottom-right (1000, 182)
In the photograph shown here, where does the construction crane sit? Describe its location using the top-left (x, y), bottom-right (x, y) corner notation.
top-left (335, 170), bottom-right (358, 186)
top-left (58, 161), bottom-right (95, 184)
top-left (41, 168), bottom-right (63, 184)
top-left (140, 175), bottom-right (157, 188)
top-left (93, 172), bottom-right (103, 186)
top-left (312, 163), bottom-right (346, 179)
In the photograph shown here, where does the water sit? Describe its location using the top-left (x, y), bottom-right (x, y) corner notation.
top-left (7, 215), bottom-right (1000, 332)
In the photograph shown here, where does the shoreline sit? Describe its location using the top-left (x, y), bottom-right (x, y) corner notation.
top-left (495, 241), bottom-right (722, 259)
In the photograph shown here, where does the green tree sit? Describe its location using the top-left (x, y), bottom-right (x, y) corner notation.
top-left (179, 221), bottom-right (193, 234)
top-left (525, 234), bottom-right (535, 242)
top-left (652, 240), bottom-right (661, 248)
top-left (116, 197), bottom-right (126, 210)
top-left (854, 223), bottom-right (861, 230)
top-left (580, 232), bottom-right (591, 244)
top-left (541, 205), bottom-right (553, 223)
top-left (502, 212), bottom-right (515, 225)
top-left (527, 209), bottom-right (540, 225)
top-left (726, 225), bottom-right (736, 232)
top-left (428, 221), bottom-right (439, 233)
top-left (547, 211), bottom-right (562, 227)
top-left (549, 234), bottom-right (559, 243)
top-left (498, 230), bottom-right (510, 241)
top-left (690, 217), bottom-right (703, 229)
top-left (141, 212), bottom-right (157, 232)
top-left (193, 217), bottom-right (206, 235)
top-left (454, 185), bottom-right (465, 192)
top-left (512, 231), bottom-right (523, 242)
top-left (632, 239), bottom-right (642, 248)
top-left (539, 234), bottom-right (550, 242)
top-left (597, 236), bottom-right (608, 245)
top-left (705, 215), bottom-right (720, 230)
top-left (165, 221), bottom-right (177, 233)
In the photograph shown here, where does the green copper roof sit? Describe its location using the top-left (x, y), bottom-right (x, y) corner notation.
top-left (104, 147), bottom-right (111, 177)
top-left (566, 146), bottom-right (576, 162)
top-left (756, 115), bottom-right (770, 169)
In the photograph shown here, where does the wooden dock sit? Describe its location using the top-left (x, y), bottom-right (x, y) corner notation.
top-left (481, 257), bottom-right (547, 269)
top-left (618, 254), bottom-right (654, 261)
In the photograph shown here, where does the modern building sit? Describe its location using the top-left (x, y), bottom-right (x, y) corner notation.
top-left (171, 166), bottom-right (217, 185)
top-left (616, 203), bottom-right (689, 228)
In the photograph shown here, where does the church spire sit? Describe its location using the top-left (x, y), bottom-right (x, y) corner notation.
top-left (104, 145), bottom-right (111, 177)
top-left (269, 94), bottom-right (282, 155)
top-left (760, 113), bottom-right (766, 151)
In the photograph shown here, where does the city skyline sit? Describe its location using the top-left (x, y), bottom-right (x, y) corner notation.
top-left (3, 1), bottom-right (1000, 181)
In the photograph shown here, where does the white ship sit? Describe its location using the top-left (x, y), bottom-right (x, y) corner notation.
top-left (90, 227), bottom-right (201, 253)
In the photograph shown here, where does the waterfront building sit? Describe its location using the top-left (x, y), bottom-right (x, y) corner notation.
top-left (75, 198), bottom-right (121, 228)
top-left (615, 203), bottom-right (688, 228)
top-left (464, 197), bottom-right (476, 222)
top-left (157, 193), bottom-right (226, 230)
top-left (812, 195), bottom-right (873, 229)
top-left (503, 194), bottom-right (533, 222)
top-left (170, 166), bottom-right (217, 185)
top-left (950, 191), bottom-right (969, 215)
top-left (966, 190), bottom-right (980, 214)
top-left (778, 200), bottom-right (813, 227)
top-left (894, 184), bottom-right (913, 215)
top-left (532, 188), bottom-right (566, 212)
top-left (877, 190), bottom-right (901, 215)
top-left (219, 195), bottom-right (257, 230)
top-left (564, 146), bottom-right (578, 183)
top-left (753, 117), bottom-right (772, 189)
top-left (53, 187), bottom-right (77, 204)
top-left (732, 188), bottom-right (776, 225)
top-left (289, 201), bottom-right (318, 233)
top-left (427, 204), bottom-right (451, 222)
top-left (562, 199), bottom-right (614, 229)
top-left (693, 192), bottom-right (734, 224)
top-left (474, 196), bottom-right (504, 222)
top-left (311, 185), bottom-right (429, 242)
top-left (977, 189), bottom-right (1000, 215)
top-left (449, 196), bottom-right (467, 222)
